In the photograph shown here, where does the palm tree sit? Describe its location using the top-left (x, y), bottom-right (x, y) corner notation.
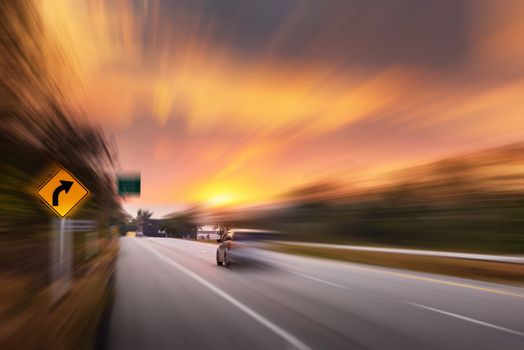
top-left (136, 209), bottom-right (153, 232)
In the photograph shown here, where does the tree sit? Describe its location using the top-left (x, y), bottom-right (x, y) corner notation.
top-left (136, 209), bottom-right (153, 231)
top-left (214, 224), bottom-right (230, 240)
top-left (0, 0), bottom-right (124, 271)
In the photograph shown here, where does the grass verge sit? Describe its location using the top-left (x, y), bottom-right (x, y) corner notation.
top-left (0, 238), bottom-right (118, 349)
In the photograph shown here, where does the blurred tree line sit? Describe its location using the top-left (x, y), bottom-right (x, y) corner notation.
top-left (201, 144), bottom-right (524, 254)
top-left (0, 0), bottom-right (127, 273)
top-left (161, 206), bottom-right (200, 239)
top-left (282, 145), bottom-right (524, 253)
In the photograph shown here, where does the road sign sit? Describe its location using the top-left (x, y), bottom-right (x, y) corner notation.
top-left (36, 168), bottom-right (89, 218)
top-left (117, 175), bottom-right (140, 196)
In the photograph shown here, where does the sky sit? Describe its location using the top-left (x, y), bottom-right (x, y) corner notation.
top-left (39, 0), bottom-right (524, 217)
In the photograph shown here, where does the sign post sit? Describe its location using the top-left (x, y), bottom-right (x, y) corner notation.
top-left (36, 167), bottom-right (90, 304)
top-left (50, 218), bottom-right (72, 303)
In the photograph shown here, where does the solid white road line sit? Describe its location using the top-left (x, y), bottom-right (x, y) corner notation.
top-left (407, 302), bottom-right (524, 337)
top-left (141, 241), bottom-right (312, 350)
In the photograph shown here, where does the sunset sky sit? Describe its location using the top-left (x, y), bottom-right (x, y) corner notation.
top-left (39, 0), bottom-right (524, 217)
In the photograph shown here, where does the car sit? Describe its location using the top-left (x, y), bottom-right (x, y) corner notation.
top-left (216, 229), bottom-right (280, 266)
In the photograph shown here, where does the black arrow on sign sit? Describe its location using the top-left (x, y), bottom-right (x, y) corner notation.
top-left (52, 180), bottom-right (74, 206)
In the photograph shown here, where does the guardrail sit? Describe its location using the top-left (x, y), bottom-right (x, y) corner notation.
top-left (278, 241), bottom-right (524, 264)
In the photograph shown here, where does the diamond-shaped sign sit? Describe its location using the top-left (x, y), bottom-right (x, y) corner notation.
top-left (36, 168), bottom-right (89, 218)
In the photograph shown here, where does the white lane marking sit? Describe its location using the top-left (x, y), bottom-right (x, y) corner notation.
top-left (295, 271), bottom-right (524, 338)
top-left (290, 271), bottom-right (358, 292)
top-left (266, 245), bottom-right (524, 299)
top-left (293, 271), bottom-right (524, 338)
top-left (201, 250), bottom-right (207, 253)
top-left (141, 242), bottom-right (312, 350)
top-left (407, 302), bottom-right (524, 337)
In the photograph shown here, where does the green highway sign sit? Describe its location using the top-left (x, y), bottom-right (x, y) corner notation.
top-left (118, 175), bottom-right (141, 196)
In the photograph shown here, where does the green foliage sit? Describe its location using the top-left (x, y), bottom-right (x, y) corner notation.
top-left (136, 209), bottom-right (153, 230)
top-left (0, 0), bottom-right (125, 270)
top-left (230, 145), bottom-right (524, 254)
top-left (161, 209), bottom-right (198, 238)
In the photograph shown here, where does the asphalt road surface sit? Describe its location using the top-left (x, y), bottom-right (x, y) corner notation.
top-left (107, 238), bottom-right (524, 350)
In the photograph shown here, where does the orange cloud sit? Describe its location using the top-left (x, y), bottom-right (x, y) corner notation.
top-left (38, 0), bottom-right (524, 208)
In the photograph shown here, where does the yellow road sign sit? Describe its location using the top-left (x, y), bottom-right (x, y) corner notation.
top-left (36, 168), bottom-right (89, 218)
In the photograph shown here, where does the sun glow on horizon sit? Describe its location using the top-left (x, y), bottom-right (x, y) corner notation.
top-left (38, 0), bottom-right (524, 210)
top-left (206, 193), bottom-right (235, 208)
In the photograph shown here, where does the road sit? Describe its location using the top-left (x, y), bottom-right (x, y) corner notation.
top-left (107, 238), bottom-right (524, 350)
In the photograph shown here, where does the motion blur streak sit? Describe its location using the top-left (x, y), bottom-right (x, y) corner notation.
top-left (107, 238), bottom-right (524, 350)
top-left (1, 1), bottom-right (125, 348)
top-left (141, 241), bottom-right (312, 350)
top-left (36, 0), bottom-right (524, 210)
top-left (2, 1), bottom-right (524, 349)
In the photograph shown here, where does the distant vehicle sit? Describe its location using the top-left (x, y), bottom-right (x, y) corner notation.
top-left (136, 230), bottom-right (144, 237)
top-left (158, 229), bottom-right (167, 238)
top-left (216, 229), bottom-right (279, 266)
top-left (197, 225), bottom-right (221, 240)
top-left (197, 232), bottom-right (220, 240)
